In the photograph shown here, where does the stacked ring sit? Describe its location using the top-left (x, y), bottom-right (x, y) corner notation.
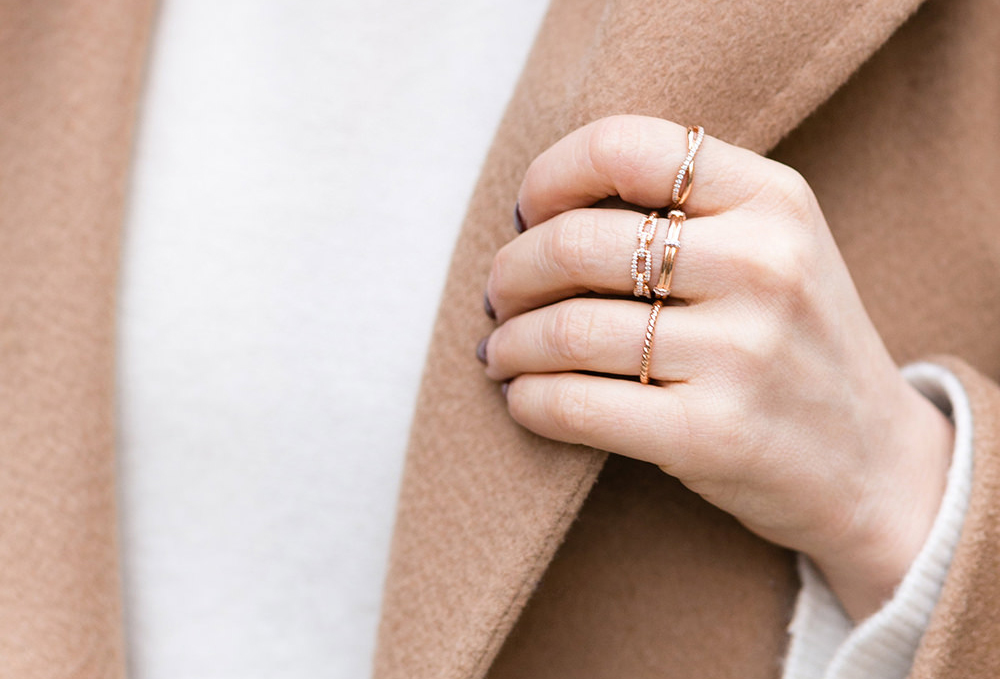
top-left (651, 210), bottom-right (685, 299)
top-left (671, 125), bottom-right (705, 208)
top-left (639, 125), bottom-right (704, 384)
top-left (630, 211), bottom-right (659, 298)
top-left (639, 300), bottom-right (663, 385)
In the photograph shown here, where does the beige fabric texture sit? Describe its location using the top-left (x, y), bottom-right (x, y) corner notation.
top-left (375, 0), bottom-right (1000, 678)
top-left (0, 2), bottom-right (155, 677)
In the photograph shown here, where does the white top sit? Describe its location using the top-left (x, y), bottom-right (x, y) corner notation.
top-left (117, 2), bottom-right (968, 678)
top-left (118, 1), bottom-right (547, 676)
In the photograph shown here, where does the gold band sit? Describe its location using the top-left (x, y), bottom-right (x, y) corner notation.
top-left (671, 125), bottom-right (705, 208)
top-left (652, 209), bottom-right (685, 299)
top-left (639, 299), bottom-right (663, 385)
top-left (637, 126), bottom-right (703, 384)
top-left (630, 211), bottom-right (659, 298)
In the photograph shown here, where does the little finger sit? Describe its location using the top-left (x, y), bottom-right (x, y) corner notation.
top-left (504, 372), bottom-right (693, 469)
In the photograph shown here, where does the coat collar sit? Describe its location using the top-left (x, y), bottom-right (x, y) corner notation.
top-left (375, 0), bottom-right (927, 677)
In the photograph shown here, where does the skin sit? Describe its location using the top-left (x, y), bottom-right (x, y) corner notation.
top-left (481, 115), bottom-right (954, 622)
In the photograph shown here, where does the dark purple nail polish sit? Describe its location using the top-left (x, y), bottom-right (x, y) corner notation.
top-left (514, 203), bottom-right (526, 234)
top-left (501, 381), bottom-right (509, 398)
top-left (484, 292), bottom-right (496, 320)
top-left (476, 337), bottom-right (489, 364)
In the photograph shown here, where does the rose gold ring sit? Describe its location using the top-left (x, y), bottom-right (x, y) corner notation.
top-left (652, 209), bottom-right (686, 299)
top-left (630, 211), bottom-right (659, 298)
top-left (671, 125), bottom-right (705, 208)
top-left (639, 299), bottom-right (663, 385)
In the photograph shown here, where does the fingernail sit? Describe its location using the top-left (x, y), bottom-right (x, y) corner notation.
top-left (514, 203), bottom-right (526, 233)
top-left (476, 337), bottom-right (489, 364)
top-left (501, 381), bottom-right (509, 398)
top-left (484, 292), bottom-right (496, 319)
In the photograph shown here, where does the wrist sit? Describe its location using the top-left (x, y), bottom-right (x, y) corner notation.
top-left (813, 376), bottom-right (954, 621)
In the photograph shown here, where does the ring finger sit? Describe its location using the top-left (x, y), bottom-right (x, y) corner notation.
top-left (483, 296), bottom-right (715, 383)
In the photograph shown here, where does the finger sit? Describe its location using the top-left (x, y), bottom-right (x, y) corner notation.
top-left (516, 115), bottom-right (788, 228)
top-left (484, 297), bottom-right (711, 383)
top-left (488, 207), bottom-right (749, 322)
top-left (504, 371), bottom-right (694, 470)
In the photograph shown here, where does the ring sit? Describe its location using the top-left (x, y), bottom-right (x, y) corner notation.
top-left (651, 209), bottom-right (685, 299)
top-left (630, 211), bottom-right (659, 298)
top-left (639, 299), bottom-right (663, 384)
top-left (671, 125), bottom-right (705, 208)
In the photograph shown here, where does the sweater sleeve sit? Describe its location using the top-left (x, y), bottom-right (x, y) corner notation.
top-left (781, 362), bottom-right (973, 679)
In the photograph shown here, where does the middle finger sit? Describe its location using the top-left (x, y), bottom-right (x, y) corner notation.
top-left (487, 207), bottom-right (745, 323)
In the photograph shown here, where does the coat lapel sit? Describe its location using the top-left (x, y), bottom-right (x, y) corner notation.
top-left (374, 0), bottom-right (927, 677)
top-left (0, 2), bottom-right (155, 676)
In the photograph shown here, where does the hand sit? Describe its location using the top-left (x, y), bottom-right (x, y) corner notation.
top-left (481, 115), bottom-right (954, 621)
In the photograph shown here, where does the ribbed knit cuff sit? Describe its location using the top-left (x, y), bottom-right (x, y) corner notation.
top-left (782, 361), bottom-right (973, 679)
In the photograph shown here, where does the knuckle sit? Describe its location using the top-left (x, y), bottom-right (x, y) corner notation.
top-left (547, 301), bottom-right (597, 364)
top-left (744, 235), bottom-right (811, 304)
top-left (588, 115), bottom-right (646, 188)
top-left (767, 237), bottom-right (809, 289)
top-left (721, 321), bottom-right (782, 378)
top-left (671, 387), bottom-right (744, 484)
top-left (702, 389), bottom-right (751, 456)
top-left (745, 329), bottom-right (784, 372)
top-left (695, 331), bottom-right (736, 375)
top-left (757, 164), bottom-right (816, 222)
top-left (546, 375), bottom-right (591, 438)
top-left (658, 391), bottom-right (697, 475)
top-left (547, 210), bottom-right (602, 282)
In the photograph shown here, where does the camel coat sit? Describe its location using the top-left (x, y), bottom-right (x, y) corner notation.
top-left (374, 0), bottom-right (1000, 677)
top-left (0, 0), bottom-right (998, 677)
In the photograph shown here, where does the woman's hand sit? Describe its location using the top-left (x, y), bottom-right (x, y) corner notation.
top-left (480, 115), bottom-right (954, 621)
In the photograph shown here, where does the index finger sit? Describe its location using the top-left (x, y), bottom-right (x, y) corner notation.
top-left (516, 115), bottom-right (778, 228)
